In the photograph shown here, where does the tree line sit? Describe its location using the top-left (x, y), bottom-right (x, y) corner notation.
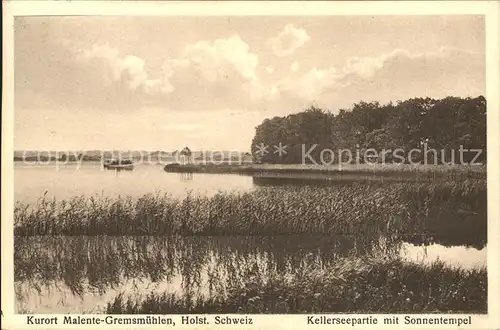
top-left (251, 96), bottom-right (486, 164)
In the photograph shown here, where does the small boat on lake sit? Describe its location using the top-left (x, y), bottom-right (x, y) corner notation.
top-left (103, 159), bottom-right (134, 170)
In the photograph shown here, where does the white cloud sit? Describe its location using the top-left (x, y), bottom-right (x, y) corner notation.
top-left (341, 48), bottom-right (457, 80)
top-left (343, 55), bottom-right (386, 79)
top-left (80, 44), bottom-right (157, 92)
top-left (180, 36), bottom-right (258, 83)
top-left (119, 55), bottom-right (148, 90)
top-left (336, 47), bottom-right (485, 105)
top-left (268, 24), bottom-right (310, 57)
top-left (277, 67), bottom-right (340, 100)
top-left (158, 35), bottom-right (263, 110)
top-left (263, 47), bottom-right (484, 111)
top-left (71, 41), bottom-right (485, 114)
top-left (76, 36), bottom-right (263, 110)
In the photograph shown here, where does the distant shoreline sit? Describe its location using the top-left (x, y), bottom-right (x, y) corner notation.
top-left (162, 163), bottom-right (486, 179)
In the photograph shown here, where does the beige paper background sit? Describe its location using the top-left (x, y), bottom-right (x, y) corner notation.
top-left (2, 1), bottom-right (499, 329)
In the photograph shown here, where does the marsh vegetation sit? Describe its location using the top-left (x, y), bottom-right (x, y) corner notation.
top-left (15, 180), bottom-right (486, 246)
top-left (14, 173), bottom-right (487, 313)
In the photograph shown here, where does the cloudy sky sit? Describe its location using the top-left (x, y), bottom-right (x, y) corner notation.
top-left (14, 15), bottom-right (485, 151)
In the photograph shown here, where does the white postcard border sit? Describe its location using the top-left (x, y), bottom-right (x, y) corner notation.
top-left (2, 1), bottom-right (499, 329)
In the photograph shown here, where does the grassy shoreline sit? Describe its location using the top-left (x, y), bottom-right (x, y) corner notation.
top-left (163, 163), bottom-right (486, 179)
top-left (106, 257), bottom-right (487, 314)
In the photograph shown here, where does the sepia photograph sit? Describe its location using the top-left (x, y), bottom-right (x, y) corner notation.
top-left (2, 1), bottom-right (499, 328)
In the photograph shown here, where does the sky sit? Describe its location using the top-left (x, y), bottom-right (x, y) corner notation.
top-left (14, 15), bottom-right (485, 151)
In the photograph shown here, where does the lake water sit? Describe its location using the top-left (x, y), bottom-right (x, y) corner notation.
top-left (13, 163), bottom-right (488, 313)
top-left (15, 162), bottom-right (255, 204)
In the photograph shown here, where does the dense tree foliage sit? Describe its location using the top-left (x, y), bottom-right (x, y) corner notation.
top-left (251, 96), bottom-right (486, 164)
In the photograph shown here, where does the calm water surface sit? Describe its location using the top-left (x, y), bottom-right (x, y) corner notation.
top-left (15, 163), bottom-right (254, 203)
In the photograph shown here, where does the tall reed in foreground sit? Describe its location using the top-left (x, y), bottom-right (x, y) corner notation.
top-left (105, 257), bottom-right (487, 314)
top-left (14, 181), bottom-right (486, 244)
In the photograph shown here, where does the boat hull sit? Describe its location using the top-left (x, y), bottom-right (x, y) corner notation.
top-left (104, 164), bottom-right (134, 170)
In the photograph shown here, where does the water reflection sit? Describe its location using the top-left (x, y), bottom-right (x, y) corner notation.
top-left (15, 235), bottom-right (485, 313)
top-left (107, 167), bottom-right (134, 174)
top-left (180, 173), bottom-right (193, 181)
top-left (400, 243), bottom-right (487, 269)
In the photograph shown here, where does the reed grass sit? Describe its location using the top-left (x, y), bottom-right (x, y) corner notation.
top-left (14, 181), bottom-right (486, 243)
top-left (105, 257), bottom-right (487, 313)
